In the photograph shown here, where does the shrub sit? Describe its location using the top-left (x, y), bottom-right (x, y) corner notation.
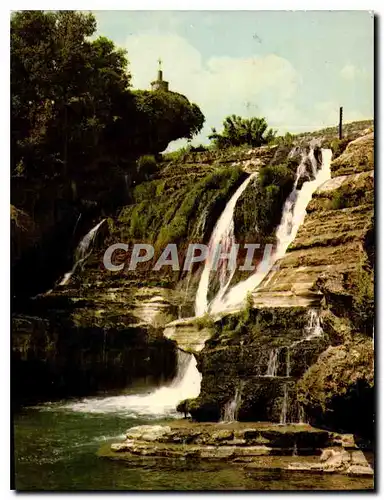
top-left (330, 138), bottom-right (350, 159)
top-left (272, 132), bottom-right (296, 148)
top-left (353, 259), bottom-right (374, 335)
top-left (209, 115), bottom-right (276, 149)
top-left (195, 313), bottom-right (215, 331)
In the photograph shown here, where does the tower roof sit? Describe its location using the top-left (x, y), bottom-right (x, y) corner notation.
top-left (151, 57), bottom-right (169, 91)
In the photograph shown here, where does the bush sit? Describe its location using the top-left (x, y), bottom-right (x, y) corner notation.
top-left (117, 165), bottom-right (244, 247)
top-left (254, 164), bottom-right (296, 236)
top-left (353, 259), bottom-right (374, 335)
top-left (272, 132), bottom-right (296, 148)
top-left (329, 181), bottom-right (373, 211)
top-left (195, 313), bottom-right (215, 331)
top-left (234, 161), bottom-right (297, 243)
top-left (209, 115), bottom-right (276, 149)
top-left (330, 138), bottom-right (350, 159)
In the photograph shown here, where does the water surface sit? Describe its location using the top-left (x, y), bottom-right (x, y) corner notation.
top-left (13, 401), bottom-right (373, 491)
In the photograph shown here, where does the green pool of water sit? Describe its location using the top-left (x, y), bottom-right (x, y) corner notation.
top-left (13, 403), bottom-right (374, 491)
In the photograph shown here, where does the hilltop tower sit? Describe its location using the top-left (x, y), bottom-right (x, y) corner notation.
top-left (151, 58), bottom-right (169, 92)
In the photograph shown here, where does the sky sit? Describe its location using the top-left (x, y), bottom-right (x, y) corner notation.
top-left (92, 10), bottom-right (374, 149)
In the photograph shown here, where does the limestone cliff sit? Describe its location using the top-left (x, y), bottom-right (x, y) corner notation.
top-left (184, 130), bottom-right (374, 438)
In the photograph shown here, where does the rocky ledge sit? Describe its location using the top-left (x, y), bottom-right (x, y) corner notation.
top-left (101, 422), bottom-right (373, 478)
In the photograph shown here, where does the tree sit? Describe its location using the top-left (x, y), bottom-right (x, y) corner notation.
top-left (127, 90), bottom-right (205, 154)
top-left (11, 11), bottom-right (205, 177)
top-left (11, 10), bottom-right (131, 177)
top-left (209, 115), bottom-right (276, 149)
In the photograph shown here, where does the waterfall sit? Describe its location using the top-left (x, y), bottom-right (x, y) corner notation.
top-left (265, 348), bottom-right (281, 377)
top-left (304, 308), bottom-right (323, 339)
top-left (59, 219), bottom-right (106, 286)
top-left (276, 309), bottom-right (323, 424)
top-left (222, 381), bottom-right (244, 422)
top-left (286, 348), bottom-right (291, 377)
top-left (210, 148), bottom-right (332, 313)
top-left (299, 405), bottom-right (307, 424)
top-left (280, 384), bottom-right (288, 424)
top-left (64, 350), bottom-right (201, 417)
top-left (195, 173), bottom-right (258, 316)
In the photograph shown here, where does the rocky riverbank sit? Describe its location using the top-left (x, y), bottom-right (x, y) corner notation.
top-left (101, 422), bottom-right (373, 480)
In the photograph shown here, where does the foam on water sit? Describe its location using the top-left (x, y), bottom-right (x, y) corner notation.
top-left (60, 351), bottom-right (201, 417)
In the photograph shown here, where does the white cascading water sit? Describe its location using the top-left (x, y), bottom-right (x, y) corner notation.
top-left (222, 381), bottom-right (244, 422)
top-left (59, 219), bottom-right (106, 285)
top-left (195, 173), bottom-right (258, 316)
top-left (209, 148), bottom-right (332, 313)
top-left (265, 348), bottom-right (281, 377)
top-left (280, 384), bottom-right (289, 425)
top-left (279, 308), bottom-right (323, 424)
top-left (63, 350), bottom-right (201, 417)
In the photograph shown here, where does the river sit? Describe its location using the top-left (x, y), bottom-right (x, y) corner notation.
top-left (13, 399), bottom-right (373, 491)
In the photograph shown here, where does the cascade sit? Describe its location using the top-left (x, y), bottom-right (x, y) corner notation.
top-left (64, 349), bottom-right (201, 417)
top-left (195, 173), bottom-right (258, 316)
top-left (289, 308), bottom-right (323, 353)
top-left (298, 405), bottom-right (307, 424)
top-left (278, 309), bottom-right (323, 424)
top-left (286, 348), bottom-right (291, 378)
top-left (265, 348), bottom-right (281, 377)
top-left (209, 148), bottom-right (332, 314)
top-left (222, 381), bottom-right (244, 422)
top-left (280, 384), bottom-right (288, 425)
top-left (59, 219), bottom-right (106, 286)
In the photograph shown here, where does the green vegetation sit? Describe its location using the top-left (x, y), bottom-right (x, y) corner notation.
top-left (353, 258), bottom-right (374, 335)
top-left (329, 178), bottom-right (374, 211)
top-left (11, 11), bottom-right (204, 179)
top-left (271, 132), bottom-right (296, 148)
top-left (116, 166), bottom-right (244, 248)
top-left (209, 115), bottom-right (276, 149)
top-left (329, 138), bottom-right (350, 158)
top-left (237, 162), bottom-right (296, 239)
top-left (194, 313), bottom-right (215, 331)
top-left (132, 90), bottom-right (205, 155)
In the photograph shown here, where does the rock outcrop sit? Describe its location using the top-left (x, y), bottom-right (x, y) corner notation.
top-left (103, 421), bottom-right (373, 480)
top-left (182, 130), bottom-right (374, 438)
top-left (252, 133), bottom-right (374, 309)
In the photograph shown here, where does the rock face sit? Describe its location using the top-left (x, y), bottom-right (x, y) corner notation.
top-left (184, 307), bottom-right (327, 423)
top-left (183, 131), bottom-right (374, 438)
top-left (163, 317), bottom-right (214, 353)
top-left (11, 284), bottom-right (179, 405)
top-left (297, 339), bottom-right (374, 437)
top-left (103, 421), bottom-right (373, 479)
top-left (252, 135), bottom-right (373, 309)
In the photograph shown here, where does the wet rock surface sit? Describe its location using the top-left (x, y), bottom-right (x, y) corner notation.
top-left (103, 422), bottom-right (373, 478)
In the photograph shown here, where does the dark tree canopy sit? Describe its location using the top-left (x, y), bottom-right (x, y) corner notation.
top-left (11, 10), bottom-right (205, 178)
top-left (209, 115), bottom-right (276, 149)
top-left (131, 90), bottom-right (205, 154)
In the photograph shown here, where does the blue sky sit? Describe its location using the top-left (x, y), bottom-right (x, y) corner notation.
top-left (93, 10), bottom-right (374, 148)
